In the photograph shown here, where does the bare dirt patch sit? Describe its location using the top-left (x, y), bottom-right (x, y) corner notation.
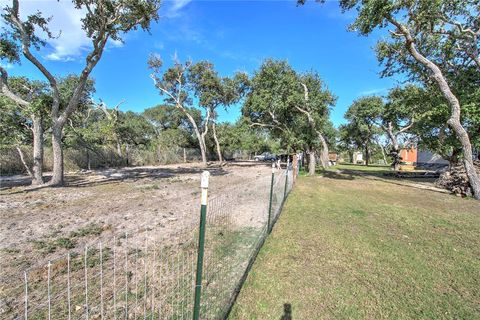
top-left (0, 161), bottom-right (272, 295)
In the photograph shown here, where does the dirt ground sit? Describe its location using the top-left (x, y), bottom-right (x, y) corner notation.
top-left (0, 161), bottom-right (273, 296)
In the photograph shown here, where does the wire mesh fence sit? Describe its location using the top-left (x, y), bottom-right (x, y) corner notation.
top-left (2, 162), bottom-right (296, 320)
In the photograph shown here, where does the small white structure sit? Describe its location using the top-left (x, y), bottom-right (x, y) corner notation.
top-left (353, 152), bottom-right (364, 164)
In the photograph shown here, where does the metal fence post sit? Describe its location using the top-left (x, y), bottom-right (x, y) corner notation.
top-left (284, 157), bottom-right (290, 199)
top-left (267, 163), bottom-right (275, 233)
top-left (193, 171), bottom-right (210, 320)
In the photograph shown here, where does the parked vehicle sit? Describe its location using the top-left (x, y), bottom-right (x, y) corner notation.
top-left (254, 152), bottom-right (277, 162)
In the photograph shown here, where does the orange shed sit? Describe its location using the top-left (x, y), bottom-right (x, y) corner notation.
top-left (399, 148), bottom-right (417, 163)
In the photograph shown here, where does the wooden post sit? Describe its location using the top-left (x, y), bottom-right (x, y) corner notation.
top-left (292, 153), bottom-right (298, 184)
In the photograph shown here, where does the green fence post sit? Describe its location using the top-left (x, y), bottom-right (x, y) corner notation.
top-left (193, 171), bottom-right (210, 320)
top-left (284, 157), bottom-right (289, 199)
top-left (267, 163), bottom-right (275, 234)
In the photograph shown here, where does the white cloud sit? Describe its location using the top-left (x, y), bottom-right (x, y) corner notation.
top-left (109, 39), bottom-right (124, 48)
top-left (0, 0), bottom-right (91, 61)
top-left (0, 1), bottom-right (129, 62)
top-left (359, 88), bottom-right (387, 96)
top-left (0, 62), bottom-right (14, 70)
top-left (163, 0), bottom-right (192, 18)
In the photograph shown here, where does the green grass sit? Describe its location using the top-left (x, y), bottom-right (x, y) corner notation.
top-left (333, 163), bottom-right (391, 172)
top-left (229, 174), bottom-right (480, 319)
top-left (298, 163), bottom-right (390, 178)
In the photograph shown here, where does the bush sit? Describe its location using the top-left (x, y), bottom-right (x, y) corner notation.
top-left (0, 145), bottom-right (203, 175)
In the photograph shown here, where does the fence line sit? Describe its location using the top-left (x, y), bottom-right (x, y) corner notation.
top-left (2, 162), bottom-right (297, 320)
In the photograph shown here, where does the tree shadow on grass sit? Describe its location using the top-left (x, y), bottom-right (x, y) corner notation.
top-left (328, 168), bottom-right (449, 195)
top-left (317, 170), bottom-right (356, 180)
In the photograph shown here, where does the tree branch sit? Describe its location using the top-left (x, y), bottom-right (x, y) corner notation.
top-left (398, 118), bottom-right (414, 134)
top-left (250, 122), bottom-right (285, 132)
top-left (0, 66), bottom-right (30, 106)
top-left (9, 0), bottom-right (60, 114)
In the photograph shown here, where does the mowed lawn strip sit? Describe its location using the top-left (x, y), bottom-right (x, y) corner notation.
top-left (229, 174), bottom-right (480, 319)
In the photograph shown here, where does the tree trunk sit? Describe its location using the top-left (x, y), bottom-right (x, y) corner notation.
top-left (15, 146), bottom-right (32, 178)
top-left (182, 111), bottom-right (207, 166)
top-left (183, 148), bottom-right (187, 163)
top-left (31, 115), bottom-right (44, 185)
top-left (50, 125), bottom-right (64, 186)
top-left (384, 123), bottom-right (400, 171)
top-left (447, 148), bottom-right (461, 166)
top-left (212, 122), bottom-right (223, 163)
top-left (392, 152), bottom-right (400, 171)
top-left (379, 143), bottom-right (388, 166)
top-left (391, 138), bottom-right (400, 171)
top-left (308, 150), bottom-right (316, 176)
top-left (199, 135), bottom-right (208, 166)
top-left (126, 144), bottom-right (130, 166)
top-left (116, 140), bottom-right (122, 158)
top-left (365, 144), bottom-right (370, 166)
top-left (449, 119), bottom-right (480, 199)
top-left (292, 153), bottom-right (298, 183)
top-left (389, 18), bottom-right (480, 198)
top-left (86, 149), bottom-right (91, 171)
top-left (318, 132), bottom-right (329, 169)
top-left (348, 151), bottom-right (354, 163)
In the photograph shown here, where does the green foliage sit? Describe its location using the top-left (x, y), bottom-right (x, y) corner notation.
top-left (385, 85), bottom-right (422, 127)
top-left (243, 59), bottom-right (298, 142)
top-left (0, 96), bottom-right (31, 145)
top-left (300, 0), bottom-right (479, 165)
top-left (0, 76), bottom-right (51, 148)
top-left (407, 83), bottom-right (480, 160)
top-left (0, 37), bottom-right (20, 62)
top-left (243, 59), bottom-right (336, 152)
top-left (144, 104), bottom-right (198, 132)
top-left (117, 111), bottom-right (155, 146)
top-left (343, 96), bottom-right (383, 158)
top-left (217, 120), bottom-right (280, 157)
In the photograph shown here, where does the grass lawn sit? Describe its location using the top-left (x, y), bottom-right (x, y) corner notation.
top-left (332, 163), bottom-right (391, 172)
top-left (229, 170), bottom-right (480, 319)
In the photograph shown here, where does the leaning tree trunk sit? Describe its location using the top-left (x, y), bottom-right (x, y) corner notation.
top-left (15, 146), bottom-right (32, 178)
top-left (198, 136), bottom-right (207, 166)
top-left (380, 146), bottom-right (388, 166)
top-left (389, 17), bottom-right (480, 199)
top-left (308, 149), bottom-right (316, 176)
top-left (31, 115), bottom-right (44, 185)
top-left (318, 132), bottom-right (330, 169)
top-left (199, 113), bottom-right (210, 167)
top-left (50, 125), bottom-right (64, 186)
top-left (192, 123), bottom-right (207, 166)
top-left (183, 111), bottom-right (207, 166)
top-left (211, 122), bottom-right (223, 163)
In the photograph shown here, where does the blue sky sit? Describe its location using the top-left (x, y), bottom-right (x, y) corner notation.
top-left (2, 0), bottom-right (400, 126)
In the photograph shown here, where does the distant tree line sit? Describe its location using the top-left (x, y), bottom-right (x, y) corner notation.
top-left (1, 0), bottom-right (479, 199)
top-left (299, 0), bottom-right (480, 199)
